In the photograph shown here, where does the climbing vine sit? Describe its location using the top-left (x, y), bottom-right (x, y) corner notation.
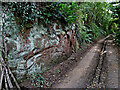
top-left (2, 2), bottom-right (79, 30)
top-left (1, 2), bottom-right (120, 88)
top-left (2, 2), bottom-right (119, 46)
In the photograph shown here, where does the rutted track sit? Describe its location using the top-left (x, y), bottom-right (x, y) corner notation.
top-left (53, 35), bottom-right (119, 88)
top-left (86, 40), bottom-right (107, 88)
top-left (86, 37), bottom-right (119, 88)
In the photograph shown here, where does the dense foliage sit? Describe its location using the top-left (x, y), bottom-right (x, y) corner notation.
top-left (78, 2), bottom-right (119, 45)
top-left (3, 2), bottom-right (79, 29)
top-left (110, 2), bottom-right (120, 46)
top-left (2, 2), bottom-right (119, 87)
top-left (3, 2), bottom-right (119, 44)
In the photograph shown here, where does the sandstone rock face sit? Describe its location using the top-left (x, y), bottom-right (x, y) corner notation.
top-left (4, 15), bottom-right (77, 80)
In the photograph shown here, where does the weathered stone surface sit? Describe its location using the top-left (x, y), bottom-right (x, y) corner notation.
top-left (4, 17), bottom-right (78, 80)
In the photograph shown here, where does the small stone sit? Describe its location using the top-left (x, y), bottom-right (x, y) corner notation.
top-left (58, 80), bottom-right (61, 82)
top-left (65, 74), bottom-right (68, 77)
top-left (80, 57), bottom-right (82, 59)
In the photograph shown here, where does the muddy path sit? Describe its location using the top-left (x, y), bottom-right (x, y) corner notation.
top-left (53, 35), bottom-right (119, 88)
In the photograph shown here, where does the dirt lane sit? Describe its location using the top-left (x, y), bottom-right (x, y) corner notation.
top-left (20, 35), bottom-right (119, 88)
top-left (53, 36), bottom-right (119, 88)
top-left (106, 40), bottom-right (119, 88)
top-left (53, 39), bottom-right (104, 88)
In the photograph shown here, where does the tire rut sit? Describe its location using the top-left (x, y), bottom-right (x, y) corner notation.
top-left (86, 38), bottom-right (119, 88)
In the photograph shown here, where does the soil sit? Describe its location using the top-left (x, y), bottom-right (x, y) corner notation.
top-left (52, 37), bottom-right (108, 88)
top-left (53, 36), bottom-right (119, 88)
top-left (105, 40), bottom-right (119, 88)
top-left (20, 36), bottom-right (119, 88)
top-left (20, 42), bottom-right (94, 88)
top-left (118, 47), bottom-right (120, 88)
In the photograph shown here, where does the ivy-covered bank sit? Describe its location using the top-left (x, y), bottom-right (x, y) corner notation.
top-left (1, 2), bottom-right (119, 87)
top-left (2, 2), bottom-right (79, 81)
top-left (2, 2), bottom-right (119, 45)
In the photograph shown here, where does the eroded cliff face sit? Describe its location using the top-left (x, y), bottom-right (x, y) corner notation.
top-left (5, 20), bottom-right (78, 80)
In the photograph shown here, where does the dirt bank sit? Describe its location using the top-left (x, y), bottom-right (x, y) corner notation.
top-left (20, 42), bottom-right (94, 88)
top-left (20, 35), bottom-right (119, 88)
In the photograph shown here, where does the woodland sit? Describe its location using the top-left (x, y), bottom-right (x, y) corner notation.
top-left (0, 1), bottom-right (120, 89)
